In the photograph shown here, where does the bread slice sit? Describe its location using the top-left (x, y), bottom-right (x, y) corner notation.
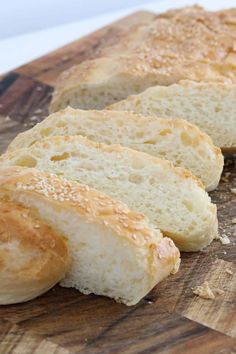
top-left (7, 107), bottom-right (223, 191)
top-left (0, 167), bottom-right (180, 306)
top-left (49, 7), bottom-right (236, 112)
top-left (0, 136), bottom-right (218, 252)
top-left (49, 56), bottom-right (236, 113)
top-left (108, 80), bottom-right (236, 151)
top-left (0, 199), bottom-right (69, 305)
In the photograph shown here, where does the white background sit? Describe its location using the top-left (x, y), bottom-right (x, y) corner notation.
top-left (0, 0), bottom-right (234, 74)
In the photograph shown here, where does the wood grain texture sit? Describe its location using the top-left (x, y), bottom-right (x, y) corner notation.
top-left (0, 10), bottom-right (236, 354)
top-left (15, 11), bottom-right (156, 86)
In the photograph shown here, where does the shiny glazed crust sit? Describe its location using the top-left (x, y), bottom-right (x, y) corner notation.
top-left (0, 200), bottom-right (69, 305)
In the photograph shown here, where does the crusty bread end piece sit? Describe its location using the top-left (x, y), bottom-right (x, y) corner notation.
top-left (0, 200), bottom-right (69, 305)
top-left (0, 167), bottom-right (180, 306)
top-left (108, 80), bottom-right (236, 151)
top-left (0, 136), bottom-right (218, 252)
top-left (7, 107), bottom-right (223, 191)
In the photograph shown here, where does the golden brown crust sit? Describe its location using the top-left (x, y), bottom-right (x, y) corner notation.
top-left (50, 6), bottom-right (236, 112)
top-left (0, 200), bottom-right (69, 304)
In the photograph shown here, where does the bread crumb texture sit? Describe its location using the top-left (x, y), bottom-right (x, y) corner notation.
top-left (192, 281), bottom-right (215, 299)
top-left (218, 234), bottom-right (231, 245)
top-left (192, 281), bottom-right (225, 300)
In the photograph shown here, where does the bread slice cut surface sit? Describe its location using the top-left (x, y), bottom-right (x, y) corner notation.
top-left (108, 80), bottom-right (236, 151)
top-left (0, 136), bottom-right (218, 251)
top-left (7, 107), bottom-right (223, 191)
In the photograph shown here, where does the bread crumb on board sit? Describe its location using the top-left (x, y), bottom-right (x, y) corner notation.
top-left (231, 188), bottom-right (236, 195)
top-left (215, 288), bottom-right (225, 296)
top-left (221, 172), bottom-right (231, 182)
top-left (192, 281), bottom-right (225, 300)
top-left (192, 281), bottom-right (215, 300)
top-left (226, 268), bottom-right (233, 275)
top-left (232, 218), bottom-right (236, 224)
top-left (218, 234), bottom-right (230, 245)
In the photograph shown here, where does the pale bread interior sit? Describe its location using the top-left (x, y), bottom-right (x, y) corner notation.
top-left (7, 107), bottom-right (223, 191)
top-left (108, 81), bottom-right (236, 150)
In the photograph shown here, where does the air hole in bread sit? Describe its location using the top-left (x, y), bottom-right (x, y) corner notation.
top-left (14, 156), bottom-right (37, 168)
top-left (50, 152), bottom-right (70, 161)
top-left (40, 127), bottom-right (53, 137)
top-left (86, 135), bottom-right (96, 141)
top-left (77, 161), bottom-right (95, 170)
top-left (56, 121), bottom-right (67, 128)
top-left (144, 140), bottom-right (155, 145)
top-left (135, 131), bottom-right (144, 138)
top-left (180, 132), bottom-right (192, 146)
top-left (128, 174), bottom-right (143, 184)
top-left (132, 159), bottom-right (145, 170)
top-left (116, 120), bottom-right (125, 127)
top-left (160, 129), bottom-right (172, 136)
top-left (149, 176), bottom-right (156, 185)
top-left (158, 151), bottom-right (167, 157)
top-left (215, 105), bottom-right (222, 113)
top-left (183, 200), bottom-right (193, 212)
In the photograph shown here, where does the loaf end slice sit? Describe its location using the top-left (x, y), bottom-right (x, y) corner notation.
top-left (0, 200), bottom-right (69, 305)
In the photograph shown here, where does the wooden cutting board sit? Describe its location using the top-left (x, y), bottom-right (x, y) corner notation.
top-left (0, 11), bottom-right (236, 354)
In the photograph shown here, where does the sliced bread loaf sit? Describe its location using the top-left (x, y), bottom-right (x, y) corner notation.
top-left (108, 80), bottom-right (236, 151)
top-left (7, 107), bottom-right (223, 191)
top-left (0, 167), bottom-right (180, 305)
top-left (0, 136), bottom-right (218, 252)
